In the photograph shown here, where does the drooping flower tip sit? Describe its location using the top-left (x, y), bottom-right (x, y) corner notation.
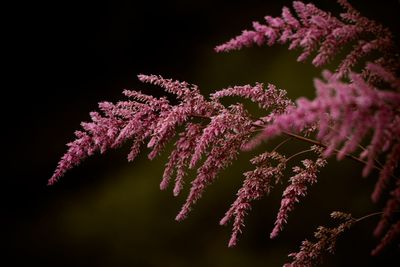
top-left (172, 183), bottom-right (183, 197)
top-left (219, 216), bottom-right (230, 226)
top-left (175, 210), bottom-right (187, 222)
top-left (214, 30), bottom-right (262, 53)
top-left (137, 73), bottom-right (153, 83)
top-left (47, 175), bottom-right (58, 186)
top-left (371, 221), bottom-right (400, 256)
top-left (159, 179), bottom-right (169, 191)
top-left (270, 229), bottom-right (279, 239)
top-left (228, 237), bottom-right (237, 248)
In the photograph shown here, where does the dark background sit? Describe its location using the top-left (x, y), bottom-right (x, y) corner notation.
top-left (4, 0), bottom-right (399, 266)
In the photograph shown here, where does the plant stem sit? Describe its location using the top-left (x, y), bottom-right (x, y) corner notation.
top-left (272, 137), bottom-right (292, 152)
top-left (281, 130), bottom-right (380, 172)
top-left (328, 126), bottom-right (385, 169)
top-left (286, 148), bottom-right (314, 162)
top-left (355, 211), bottom-right (400, 223)
top-left (355, 212), bottom-right (384, 222)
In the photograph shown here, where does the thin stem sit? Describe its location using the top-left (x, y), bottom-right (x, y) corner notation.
top-left (355, 212), bottom-right (384, 222)
top-left (355, 211), bottom-right (400, 223)
top-left (282, 130), bottom-right (322, 146)
top-left (272, 137), bottom-right (292, 152)
top-left (328, 125), bottom-right (385, 169)
top-left (286, 149), bottom-right (314, 162)
top-left (281, 130), bottom-right (380, 171)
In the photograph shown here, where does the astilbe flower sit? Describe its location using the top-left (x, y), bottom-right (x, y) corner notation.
top-left (271, 146), bottom-right (327, 239)
top-left (49, 96), bottom-right (162, 185)
top-left (176, 104), bottom-right (254, 221)
top-left (255, 70), bottom-right (400, 177)
top-left (284, 212), bottom-right (356, 267)
top-left (372, 180), bottom-right (400, 255)
top-left (210, 82), bottom-right (294, 113)
top-left (216, 0), bottom-right (400, 258)
top-left (215, 0), bottom-right (398, 79)
top-left (50, 76), bottom-right (294, 226)
top-left (137, 75), bottom-right (211, 160)
top-left (51, 0), bottom-right (400, 264)
top-left (372, 221), bottom-right (400, 257)
top-left (219, 145), bottom-right (328, 246)
top-left (160, 123), bottom-right (202, 196)
top-left (220, 151), bottom-right (287, 247)
top-left (246, 69), bottom-right (400, 255)
top-left (236, 69), bottom-right (399, 197)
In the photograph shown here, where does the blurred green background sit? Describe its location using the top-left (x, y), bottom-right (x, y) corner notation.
top-left (5, 0), bottom-right (399, 266)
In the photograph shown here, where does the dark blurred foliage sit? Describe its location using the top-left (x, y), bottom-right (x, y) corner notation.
top-left (3, 0), bottom-right (399, 266)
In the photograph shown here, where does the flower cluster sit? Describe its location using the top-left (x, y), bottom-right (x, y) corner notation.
top-left (215, 0), bottom-right (398, 79)
top-left (372, 180), bottom-right (400, 256)
top-left (51, 0), bottom-right (400, 266)
top-left (284, 212), bottom-right (356, 267)
top-left (50, 77), bottom-right (293, 222)
top-left (216, 0), bottom-right (400, 260)
top-left (219, 150), bottom-right (287, 247)
top-left (253, 70), bottom-right (400, 194)
top-left (270, 147), bottom-right (327, 239)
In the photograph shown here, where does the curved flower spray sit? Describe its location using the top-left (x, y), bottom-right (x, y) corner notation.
top-left (51, 1), bottom-right (399, 266)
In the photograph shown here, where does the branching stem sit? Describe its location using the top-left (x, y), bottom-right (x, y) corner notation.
top-left (355, 211), bottom-right (400, 223)
top-left (286, 148), bottom-right (314, 162)
top-left (355, 212), bottom-right (384, 222)
top-left (272, 137), bottom-right (292, 152)
top-left (281, 131), bottom-right (379, 171)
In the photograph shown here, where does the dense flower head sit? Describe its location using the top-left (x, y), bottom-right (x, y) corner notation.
top-left (160, 123), bottom-right (203, 195)
top-left (220, 151), bottom-right (287, 246)
top-left (271, 149), bottom-right (327, 239)
top-left (175, 104), bottom-right (255, 221)
top-left (215, 0), bottom-right (397, 79)
top-left (50, 73), bottom-right (297, 228)
top-left (214, 0), bottom-right (400, 259)
top-left (253, 70), bottom-right (400, 188)
top-left (210, 82), bottom-right (294, 113)
top-left (284, 212), bottom-right (355, 267)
